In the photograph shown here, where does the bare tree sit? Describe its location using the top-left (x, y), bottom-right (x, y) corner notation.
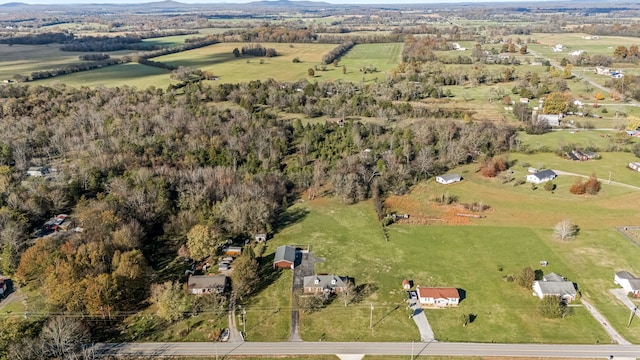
top-left (553, 220), bottom-right (579, 241)
top-left (40, 317), bottom-right (90, 359)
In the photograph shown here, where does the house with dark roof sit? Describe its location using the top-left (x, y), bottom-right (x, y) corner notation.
top-left (273, 245), bottom-right (297, 269)
top-left (614, 271), bottom-right (640, 297)
top-left (526, 169), bottom-right (557, 184)
top-left (416, 287), bottom-right (460, 307)
top-left (532, 272), bottom-right (577, 302)
top-left (435, 173), bottom-right (462, 185)
top-left (188, 275), bottom-right (228, 295)
top-left (303, 275), bottom-right (349, 294)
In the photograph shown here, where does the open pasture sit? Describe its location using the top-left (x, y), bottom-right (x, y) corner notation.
top-left (257, 194), bottom-right (637, 343)
top-left (153, 42), bottom-right (403, 84)
top-left (35, 62), bottom-right (175, 89)
top-left (0, 44), bottom-right (88, 80)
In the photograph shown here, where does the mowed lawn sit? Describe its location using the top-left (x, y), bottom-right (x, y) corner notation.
top-left (322, 43), bottom-right (404, 83)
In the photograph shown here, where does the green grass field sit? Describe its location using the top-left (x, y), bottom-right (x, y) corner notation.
top-left (36, 62), bottom-right (175, 89)
top-left (518, 130), bottom-right (639, 152)
top-left (0, 44), bottom-right (90, 80)
top-left (154, 42), bottom-right (403, 84)
top-left (241, 148), bottom-right (640, 344)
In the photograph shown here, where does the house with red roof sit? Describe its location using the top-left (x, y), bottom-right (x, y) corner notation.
top-left (416, 286), bottom-right (460, 307)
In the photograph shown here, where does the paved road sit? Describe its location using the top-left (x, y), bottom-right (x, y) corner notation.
top-left (552, 170), bottom-right (640, 191)
top-left (582, 298), bottom-right (631, 345)
top-left (93, 341), bottom-right (640, 357)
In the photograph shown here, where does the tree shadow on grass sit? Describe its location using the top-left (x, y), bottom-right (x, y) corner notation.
top-left (272, 207), bottom-right (309, 234)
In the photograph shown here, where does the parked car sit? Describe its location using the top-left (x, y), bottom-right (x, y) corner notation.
top-left (219, 328), bottom-right (230, 342)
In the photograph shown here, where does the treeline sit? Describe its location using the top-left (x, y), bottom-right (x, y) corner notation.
top-left (29, 58), bottom-right (126, 81)
top-left (321, 40), bottom-right (356, 65)
top-left (59, 34), bottom-right (147, 52)
top-left (79, 53), bottom-right (110, 61)
top-left (0, 31), bottom-right (73, 45)
top-left (402, 35), bottom-right (452, 62)
top-left (241, 43), bottom-right (278, 57)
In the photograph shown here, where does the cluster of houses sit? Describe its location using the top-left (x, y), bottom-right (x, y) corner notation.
top-left (566, 149), bottom-right (598, 161)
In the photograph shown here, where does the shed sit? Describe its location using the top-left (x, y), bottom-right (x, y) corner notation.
top-left (224, 246), bottom-right (242, 256)
top-left (273, 245), bottom-right (297, 269)
top-left (435, 173), bottom-right (462, 185)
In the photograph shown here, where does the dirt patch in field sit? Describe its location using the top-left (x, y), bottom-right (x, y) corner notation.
top-left (384, 195), bottom-right (478, 225)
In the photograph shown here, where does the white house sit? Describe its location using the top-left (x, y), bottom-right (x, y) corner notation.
top-left (629, 162), bottom-right (640, 172)
top-left (532, 273), bottom-right (577, 302)
top-left (26, 166), bottom-right (49, 177)
top-left (537, 113), bottom-right (562, 127)
top-left (416, 286), bottom-right (460, 307)
top-left (435, 173), bottom-right (462, 185)
top-left (526, 169), bottom-right (557, 184)
top-left (614, 271), bottom-right (640, 297)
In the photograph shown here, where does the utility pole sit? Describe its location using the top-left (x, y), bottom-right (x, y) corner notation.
top-left (369, 303), bottom-right (374, 331)
top-left (242, 308), bottom-right (247, 337)
top-left (628, 307), bottom-right (637, 327)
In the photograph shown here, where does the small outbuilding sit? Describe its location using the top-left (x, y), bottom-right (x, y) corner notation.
top-left (435, 173), bottom-right (462, 185)
top-left (402, 279), bottom-right (411, 290)
top-left (273, 245), bottom-right (297, 269)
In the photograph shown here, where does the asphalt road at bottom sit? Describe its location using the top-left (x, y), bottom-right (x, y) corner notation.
top-left (93, 341), bottom-right (640, 358)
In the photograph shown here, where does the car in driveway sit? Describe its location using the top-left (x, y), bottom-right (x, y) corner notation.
top-left (219, 328), bottom-right (230, 342)
top-left (408, 291), bottom-right (417, 301)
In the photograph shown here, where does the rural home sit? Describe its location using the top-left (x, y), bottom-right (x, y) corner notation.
top-left (536, 113), bottom-right (562, 127)
top-left (435, 173), bottom-right (462, 185)
top-left (303, 275), bottom-right (349, 294)
top-left (273, 245), bottom-right (297, 269)
top-left (595, 66), bottom-right (611, 76)
top-left (629, 162), bottom-right (640, 172)
top-left (532, 273), bottom-right (577, 302)
top-left (188, 275), bottom-right (228, 295)
top-left (526, 169), bottom-right (557, 184)
top-left (614, 271), bottom-right (640, 297)
top-left (416, 286), bottom-right (460, 307)
top-left (26, 166), bottom-right (49, 177)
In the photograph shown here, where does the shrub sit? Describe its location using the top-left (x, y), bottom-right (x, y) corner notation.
top-left (584, 174), bottom-right (601, 194)
top-left (569, 178), bottom-right (586, 195)
top-left (594, 93), bottom-right (605, 100)
top-left (517, 266), bottom-right (535, 289)
top-left (538, 295), bottom-right (570, 319)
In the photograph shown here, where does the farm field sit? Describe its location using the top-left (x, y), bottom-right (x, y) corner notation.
top-left (0, 44), bottom-right (90, 81)
top-left (154, 42), bottom-right (403, 84)
top-left (35, 62), bottom-right (175, 89)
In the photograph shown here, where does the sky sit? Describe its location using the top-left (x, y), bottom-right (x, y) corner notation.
top-left (0, 0), bottom-right (536, 4)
